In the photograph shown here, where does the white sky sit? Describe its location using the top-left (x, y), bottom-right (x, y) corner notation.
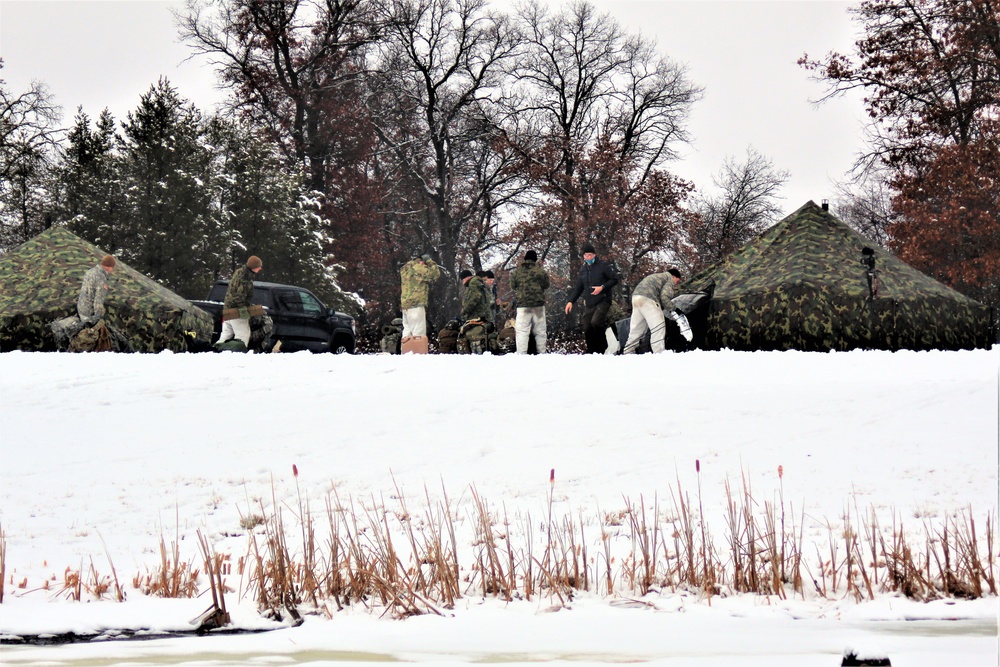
top-left (0, 0), bottom-right (866, 215)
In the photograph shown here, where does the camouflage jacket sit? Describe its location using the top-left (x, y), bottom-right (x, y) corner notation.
top-left (510, 259), bottom-right (549, 308)
top-left (224, 265), bottom-right (255, 309)
top-left (400, 258), bottom-right (441, 309)
top-left (461, 276), bottom-right (492, 323)
top-left (77, 264), bottom-right (109, 320)
top-left (633, 272), bottom-right (676, 310)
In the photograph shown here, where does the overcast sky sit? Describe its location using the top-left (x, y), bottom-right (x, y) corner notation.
top-left (1, 0), bottom-right (866, 215)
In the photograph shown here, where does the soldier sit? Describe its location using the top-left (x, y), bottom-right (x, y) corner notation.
top-left (565, 243), bottom-right (619, 353)
top-left (400, 253), bottom-right (442, 339)
top-left (623, 268), bottom-right (692, 354)
top-left (217, 255), bottom-right (263, 348)
top-left (458, 269), bottom-right (493, 354)
top-left (460, 270), bottom-right (492, 323)
top-left (483, 269), bottom-right (500, 323)
top-left (476, 270), bottom-right (498, 327)
top-left (510, 250), bottom-right (550, 354)
top-left (78, 254), bottom-right (116, 326)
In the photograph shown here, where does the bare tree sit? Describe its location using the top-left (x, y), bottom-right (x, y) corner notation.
top-left (177, 0), bottom-right (382, 193)
top-left (506, 0), bottom-right (701, 266)
top-left (368, 0), bottom-right (524, 312)
top-left (799, 0), bottom-right (1000, 174)
top-left (832, 171), bottom-right (895, 247)
top-left (687, 147), bottom-right (788, 269)
top-left (0, 61), bottom-right (62, 248)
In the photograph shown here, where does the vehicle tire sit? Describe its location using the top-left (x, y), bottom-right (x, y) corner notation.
top-left (331, 335), bottom-right (354, 354)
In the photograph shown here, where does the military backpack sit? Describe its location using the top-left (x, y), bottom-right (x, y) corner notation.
top-left (380, 317), bottom-right (403, 354)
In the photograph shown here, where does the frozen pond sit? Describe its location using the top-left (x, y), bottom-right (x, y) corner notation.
top-left (2, 617), bottom-right (996, 666)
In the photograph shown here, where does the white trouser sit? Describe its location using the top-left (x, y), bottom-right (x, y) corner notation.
top-left (515, 306), bottom-right (547, 354)
top-left (623, 295), bottom-right (667, 354)
top-left (218, 317), bottom-right (251, 346)
top-left (402, 307), bottom-right (427, 338)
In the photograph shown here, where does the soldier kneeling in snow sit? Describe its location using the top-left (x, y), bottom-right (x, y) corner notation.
top-left (51, 254), bottom-right (128, 351)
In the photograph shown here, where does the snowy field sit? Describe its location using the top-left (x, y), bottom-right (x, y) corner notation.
top-left (0, 348), bottom-right (998, 666)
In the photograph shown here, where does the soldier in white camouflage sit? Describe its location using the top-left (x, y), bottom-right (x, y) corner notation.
top-left (78, 255), bottom-right (116, 325)
top-left (623, 268), bottom-right (692, 353)
top-left (217, 255), bottom-right (263, 348)
top-left (510, 250), bottom-right (550, 354)
top-left (400, 253), bottom-right (441, 338)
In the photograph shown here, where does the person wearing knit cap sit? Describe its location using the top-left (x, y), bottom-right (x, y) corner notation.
top-left (510, 249), bottom-right (550, 354)
top-left (400, 252), bottom-right (442, 341)
top-left (460, 269), bottom-right (491, 324)
top-left (622, 268), bottom-right (691, 354)
top-left (77, 255), bottom-right (117, 325)
top-left (478, 269), bottom-right (499, 325)
top-left (217, 255), bottom-right (264, 349)
top-left (565, 242), bottom-right (620, 353)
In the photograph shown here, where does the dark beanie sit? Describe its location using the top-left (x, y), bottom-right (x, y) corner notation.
top-left (459, 269), bottom-right (473, 281)
top-left (581, 243), bottom-right (596, 255)
top-left (247, 255), bottom-right (262, 270)
top-left (667, 267), bottom-right (682, 279)
top-left (525, 250), bottom-right (537, 261)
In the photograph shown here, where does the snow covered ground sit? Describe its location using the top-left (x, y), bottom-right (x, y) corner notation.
top-left (1, 348), bottom-right (998, 666)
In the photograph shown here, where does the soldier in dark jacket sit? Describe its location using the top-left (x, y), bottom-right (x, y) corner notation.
top-left (217, 255), bottom-right (263, 347)
top-left (77, 254), bottom-right (116, 325)
top-left (510, 250), bottom-right (550, 354)
top-left (565, 243), bottom-right (619, 353)
top-left (475, 270), bottom-right (497, 326)
top-left (483, 269), bottom-right (500, 324)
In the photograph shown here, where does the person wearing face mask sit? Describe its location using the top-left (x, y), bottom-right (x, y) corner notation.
top-left (565, 242), bottom-right (619, 353)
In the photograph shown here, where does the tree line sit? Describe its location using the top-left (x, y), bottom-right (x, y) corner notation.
top-left (1, 0), bottom-right (997, 336)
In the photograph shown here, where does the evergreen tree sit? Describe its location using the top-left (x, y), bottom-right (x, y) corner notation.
top-left (58, 109), bottom-right (124, 251)
top-left (209, 118), bottom-right (347, 307)
top-left (118, 78), bottom-right (222, 297)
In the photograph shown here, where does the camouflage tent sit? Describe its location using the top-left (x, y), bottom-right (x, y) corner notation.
top-left (0, 227), bottom-right (213, 352)
top-left (684, 201), bottom-right (995, 351)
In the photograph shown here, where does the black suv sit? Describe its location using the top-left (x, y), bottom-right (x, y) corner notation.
top-left (193, 280), bottom-right (356, 353)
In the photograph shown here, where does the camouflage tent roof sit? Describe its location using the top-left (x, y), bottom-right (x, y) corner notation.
top-left (685, 201), bottom-right (994, 351)
top-left (0, 227), bottom-right (213, 352)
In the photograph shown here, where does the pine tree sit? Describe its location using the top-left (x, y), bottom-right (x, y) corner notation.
top-left (58, 109), bottom-right (124, 251)
top-left (118, 78), bottom-right (223, 297)
top-left (209, 118), bottom-right (347, 306)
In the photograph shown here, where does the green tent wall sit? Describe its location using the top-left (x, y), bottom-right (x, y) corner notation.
top-left (0, 227), bottom-right (213, 352)
top-left (684, 201), bottom-right (994, 351)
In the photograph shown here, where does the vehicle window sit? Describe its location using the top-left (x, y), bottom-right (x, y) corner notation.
top-left (252, 287), bottom-right (272, 309)
top-left (276, 290), bottom-right (303, 313)
top-left (298, 291), bottom-right (323, 315)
